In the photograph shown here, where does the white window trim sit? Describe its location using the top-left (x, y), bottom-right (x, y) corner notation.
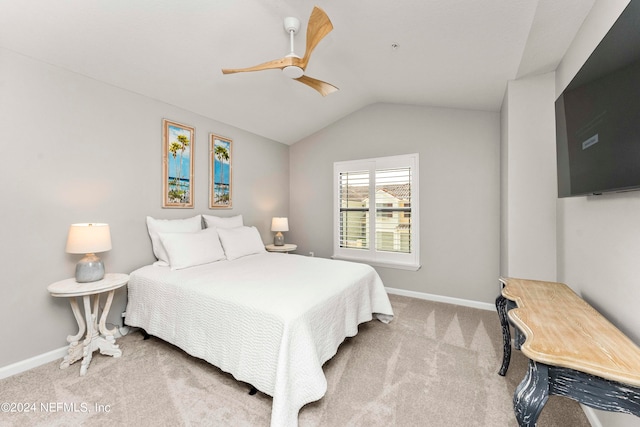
top-left (333, 153), bottom-right (420, 271)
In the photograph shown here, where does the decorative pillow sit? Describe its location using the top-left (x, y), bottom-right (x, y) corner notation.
top-left (203, 214), bottom-right (243, 229)
top-left (146, 215), bottom-right (202, 265)
top-left (217, 226), bottom-right (266, 260)
top-left (158, 227), bottom-right (226, 270)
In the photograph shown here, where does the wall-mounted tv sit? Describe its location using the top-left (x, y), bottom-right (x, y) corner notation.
top-left (555, 0), bottom-right (640, 197)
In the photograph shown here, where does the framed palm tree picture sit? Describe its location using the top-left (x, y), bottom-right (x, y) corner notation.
top-left (162, 119), bottom-right (195, 208)
top-left (209, 134), bottom-right (233, 208)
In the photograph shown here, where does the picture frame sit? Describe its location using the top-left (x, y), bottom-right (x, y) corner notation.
top-left (162, 119), bottom-right (194, 208)
top-left (209, 134), bottom-right (233, 208)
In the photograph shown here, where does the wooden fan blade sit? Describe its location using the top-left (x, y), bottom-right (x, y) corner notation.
top-left (295, 75), bottom-right (338, 96)
top-left (300, 6), bottom-right (333, 68)
top-left (221, 57), bottom-right (292, 74)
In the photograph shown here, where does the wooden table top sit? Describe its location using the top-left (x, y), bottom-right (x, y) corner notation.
top-left (501, 277), bottom-right (640, 387)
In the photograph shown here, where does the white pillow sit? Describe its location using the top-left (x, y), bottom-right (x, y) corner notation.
top-left (217, 226), bottom-right (266, 260)
top-left (146, 215), bottom-right (202, 265)
top-left (159, 227), bottom-right (226, 270)
top-left (203, 214), bottom-right (243, 229)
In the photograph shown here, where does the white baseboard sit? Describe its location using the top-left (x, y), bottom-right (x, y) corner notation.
top-left (0, 346), bottom-right (68, 380)
top-left (385, 287), bottom-right (495, 311)
top-left (0, 326), bottom-right (129, 380)
top-left (581, 405), bottom-right (604, 427)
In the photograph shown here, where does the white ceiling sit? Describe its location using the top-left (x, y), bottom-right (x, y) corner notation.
top-left (0, 0), bottom-right (595, 144)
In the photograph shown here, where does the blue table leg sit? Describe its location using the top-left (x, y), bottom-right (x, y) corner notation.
top-left (496, 294), bottom-right (511, 376)
top-left (514, 360), bottom-right (549, 426)
top-left (513, 359), bottom-right (640, 426)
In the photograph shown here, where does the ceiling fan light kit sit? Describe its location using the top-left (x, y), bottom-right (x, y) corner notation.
top-left (282, 65), bottom-right (304, 79)
top-left (221, 6), bottom-right (338, 96)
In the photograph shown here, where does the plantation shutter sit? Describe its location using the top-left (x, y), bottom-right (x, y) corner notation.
top-left (338, 170), bottom-right (370, 250)
top-left (334, 154), bottom-right (419, 271)
top-left (375, 167), bottom-right (412, 253)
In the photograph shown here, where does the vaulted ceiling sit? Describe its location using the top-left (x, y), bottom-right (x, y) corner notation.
top-left (0, 0), bottom-right (595, 144)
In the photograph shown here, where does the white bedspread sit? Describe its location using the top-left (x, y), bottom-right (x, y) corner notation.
top-left (125, 253), bottom-right (393, 426)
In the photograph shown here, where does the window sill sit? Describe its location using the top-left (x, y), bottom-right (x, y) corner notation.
top-left (331, 255), bottom-right (421, 271)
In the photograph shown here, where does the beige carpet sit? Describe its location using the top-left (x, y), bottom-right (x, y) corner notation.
top-left (0, 294), bottom-right (590, 426)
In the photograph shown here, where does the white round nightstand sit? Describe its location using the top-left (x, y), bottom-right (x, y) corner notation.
top-left (48, 273), bottom-right (129, 376)
top-left (265, 243), bottom-right (297, 253)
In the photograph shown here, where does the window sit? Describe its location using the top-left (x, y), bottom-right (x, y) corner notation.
top-left (333, 153), bottom-right (420, 270)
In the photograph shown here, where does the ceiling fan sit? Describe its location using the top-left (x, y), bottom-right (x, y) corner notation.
top-left (221, 6), bottom-right (338, 96)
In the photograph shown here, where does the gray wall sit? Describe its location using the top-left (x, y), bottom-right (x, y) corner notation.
top-left (0, 47), bottom-right (289, 368)
top-left (555, 1), bottom-right (639, 425)
top-left (289, 103), bottom-right (501, 303)
top-left (501, 72), bottom-right (558, 282)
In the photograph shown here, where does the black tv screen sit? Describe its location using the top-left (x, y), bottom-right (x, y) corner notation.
top-left (555, 0), bottom-right (640, 197)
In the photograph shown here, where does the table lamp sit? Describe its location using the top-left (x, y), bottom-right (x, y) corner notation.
top-left (65, 223), bottom-right (112, 283)
top-left (271, 217), bottom-right (289, 246)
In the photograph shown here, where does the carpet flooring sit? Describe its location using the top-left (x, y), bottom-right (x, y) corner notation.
top-left (0, 294), bottom-right (590, 426)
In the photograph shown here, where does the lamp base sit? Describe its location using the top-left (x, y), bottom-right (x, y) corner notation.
top-left (75, 253), bottom-right (105, 283)
top-left (274, 232), bottom-right (284, 246)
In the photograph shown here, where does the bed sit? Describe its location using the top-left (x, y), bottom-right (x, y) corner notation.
top-left (125, 217), bottom-right (393, 427)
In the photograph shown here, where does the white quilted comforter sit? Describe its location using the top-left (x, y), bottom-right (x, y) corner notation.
top-left (125, 253), bottom-right (393, 426)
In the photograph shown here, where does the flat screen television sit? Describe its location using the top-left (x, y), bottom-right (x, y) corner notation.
top-left (555, 0), bottom-right (640, 197)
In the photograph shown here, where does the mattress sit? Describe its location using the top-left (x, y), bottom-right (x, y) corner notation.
top-left (125, 252), bottom-right (393, 426)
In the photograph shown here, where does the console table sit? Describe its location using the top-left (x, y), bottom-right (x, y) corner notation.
top-left (496, 277), bottom-right (640, 426)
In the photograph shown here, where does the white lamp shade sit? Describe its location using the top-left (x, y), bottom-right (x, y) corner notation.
top-left (271, 217), bottom-right (289, 232)
top-left (65, 223), bottom-right (112, 254)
